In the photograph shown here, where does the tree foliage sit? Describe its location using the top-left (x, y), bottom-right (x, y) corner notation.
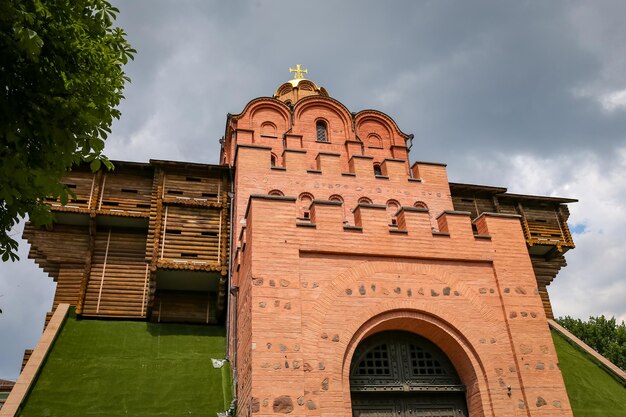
top-left (556, 315), bottom-right (626, 371)
top-left (0, 0), bottom-right (135, 261)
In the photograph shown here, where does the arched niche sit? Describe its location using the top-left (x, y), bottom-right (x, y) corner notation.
top-left (262, 121), bottom-right (277, 137)
top-left (367, 133), bottom-right (383, 148)
top-left (355, 110), bottom-right (410, 148)
top-left (249, 103), bottom-right (289, 135)
top-left (356, 117), bottom-right (394, 149)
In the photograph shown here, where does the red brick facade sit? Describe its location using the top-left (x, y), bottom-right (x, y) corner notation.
top-left (223, 80), bottom-right (573, 416)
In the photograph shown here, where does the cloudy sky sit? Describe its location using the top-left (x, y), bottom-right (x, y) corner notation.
top-left (1, 0), bottom-right (626, 380)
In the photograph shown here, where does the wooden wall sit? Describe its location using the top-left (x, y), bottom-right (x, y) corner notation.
top-left (24, 161), bottom-right (231, 323)
top-left (81, 229), bottom-right (149, 318)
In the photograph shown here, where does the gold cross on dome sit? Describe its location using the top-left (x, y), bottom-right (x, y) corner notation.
top-left (290, 64), bottom-right (308, 79)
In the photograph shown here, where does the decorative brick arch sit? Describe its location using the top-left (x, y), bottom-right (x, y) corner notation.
top-left (366, 133), bottom-right (383, 148)
top-left (356, 115), bottom-right (395, 147)
top-left (304, 260), bottom-right (509, 417)
top-left (354, 109), bottom-right (411, 146)
top-left (228, 97), bottom-right (291, 137)
top-left (236, 97), bottom-right (290, 118)
top-left (268, 189), bottom-right (283, 196)
top-left (249, 102), bottom-right (289, 133)
top-left (293, 96), bottom-right (352, 138)
top-left (261, 121), bottom-right (277, 136)
top-left (338, 309), bottom-right (494, 417)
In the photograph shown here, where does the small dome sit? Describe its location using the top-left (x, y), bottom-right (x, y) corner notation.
top-left (273, 64), bottom-right (329, 103)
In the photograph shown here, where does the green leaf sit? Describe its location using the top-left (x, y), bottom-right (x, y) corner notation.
top-left (90, 137), bottom-right (105, 153)
top-left (102, 158), bottom-right (114, 171)
top-left (0, 0), bottom-right (134, 261)
top-left (90, 159), bottom-right (101, 172)
top-left (15, 27), bottom-right (44, 56)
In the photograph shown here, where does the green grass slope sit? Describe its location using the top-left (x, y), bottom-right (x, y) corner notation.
top-left (552, 330), bottom-right (626, 416)
top-left (19, 312), bottom-right (231, 417)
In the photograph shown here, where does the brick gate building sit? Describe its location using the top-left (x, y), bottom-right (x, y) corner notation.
top-left (222, 68), bottom-right (574, 417)
top-left (5, 67), bottom-right (585, 417)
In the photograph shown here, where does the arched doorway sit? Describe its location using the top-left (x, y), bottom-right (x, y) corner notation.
top-left (350, 331), bottom-right (468, 417)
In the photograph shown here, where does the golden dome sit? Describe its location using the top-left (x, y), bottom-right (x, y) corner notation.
top-left (273, 64), bottom-right (329, 103)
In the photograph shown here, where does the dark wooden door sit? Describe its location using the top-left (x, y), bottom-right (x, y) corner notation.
top-left (350, 332), bottom-right (468, 417)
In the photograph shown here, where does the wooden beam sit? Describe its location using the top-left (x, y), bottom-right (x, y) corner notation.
top-left (95, 228), bottom-right (111, 314)
top-left (76, 217), bottom-right (96, 315)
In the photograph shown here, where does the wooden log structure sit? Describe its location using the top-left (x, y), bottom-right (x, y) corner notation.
top-left (20, 350), bottom-right (33, 373)
top-left (97, 166), bottom-right (153, 216)
top-left (449, 183), bottom-right (577, 318)
top-left (532, 254), bottom-right (567, 319)
top-left (43, 167), bottom-right (96, 212)
top-left (24, 160), bottom-right (231, 324)
top-left (81, 228), bottom-right (149, 318)
top-left (23, 223), bottom-right (90, 312)
top-left (151, 290), bottom-right (218, 324)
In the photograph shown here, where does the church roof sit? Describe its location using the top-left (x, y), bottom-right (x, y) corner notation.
top-left (273, 64), bottom-right (329, 102)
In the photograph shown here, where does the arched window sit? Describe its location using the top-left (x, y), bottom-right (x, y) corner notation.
top-left (386, 199), bottom-right (400, 226)
top-left (350, 331), bottom-right (468, 417)
top-left (358, 197), bottom-right (373, 205)
top-left (414, 201), bottom-right (428, 210)
top-left (268, 189), bottom-right (284, 196)
top-left (373, 163), bottom-right (383, 176)
top-left (316, 120), bottom-right (328, 142)
top-left (298, 192), bottom-right (314, 220)
top-left (270, 153), bottom-right (277, 167)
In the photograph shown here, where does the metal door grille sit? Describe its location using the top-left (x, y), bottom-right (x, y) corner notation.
top-left (356, 344), bottom-right (390, 376)
top-left (350, 331), bottom-right (468, 417)
top-left (409, 344), bottom-right (445, 376)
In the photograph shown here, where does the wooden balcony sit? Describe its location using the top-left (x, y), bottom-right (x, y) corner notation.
top-left (450, 183), bottom-right (576, 256)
